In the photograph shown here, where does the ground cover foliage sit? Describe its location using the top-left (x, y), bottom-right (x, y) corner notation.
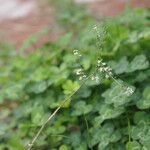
top-left (0, 1), bottom-right (150, 150)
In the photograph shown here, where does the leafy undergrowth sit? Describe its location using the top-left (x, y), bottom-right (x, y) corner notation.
top-left (0, 2), bottom-right (150, 150)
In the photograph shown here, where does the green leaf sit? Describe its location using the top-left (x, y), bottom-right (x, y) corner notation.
top-left (136, 86), bottom-right (150, 109)
top-left (70, 131), bottom-right (81, 147)
top-left (57, 32), bottom-right (72, 47)
top-left (133, 111), bottom-right (149, 124)
top-left (131, 122), bottom-right (148, 141)
top-left (143, 86), bottom-right (150, 100)
top-left (127, 55), bottom-right (149, 72)
top-left (72, 101), bottom-right (93, 116)
top-left (90, 128), bottom-right (102, 146)
top-left (110, 130), bottom-right (122, 142)
top-left (30, 66), bottom-right (51, 82)
top-left (136, 99), bottom-right (150, 109)
top-left (98, 140), bottom-right (109, 150)
top-left (126, 141), bottom-right (141, 150)
top-left (62, 80), bottom-right (80, 95)
top-left (110, 55), bottom-right (149, 74)
top-left (8, 136), bottom-right (26, 150)
top-left (102, 82), bottom-right (134, 107)
top-left (59, 145), bottom-right (70, 150)
top-left (134, 72), bottom-right (148, 82)
top-left (62, 99), bottom-right (71, 108)
top-left (4, 83), bottom-right (24, 100)
top-left (95, 104), bottom-right (125, 125)
top-left (26, 81), bottom-right (48, 94)
top-left (112, 57), bottom-right (129, 74)
top-left (77, 86), bottom-right (91, 98)
top-left (76, 143), bottom-right (87, 150)
top-left (91, 123), bottom-right (115, 147)
top-left (31, 106), bottom-right (45, 126)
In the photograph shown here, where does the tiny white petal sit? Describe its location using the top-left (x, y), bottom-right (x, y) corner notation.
top-left (91, 76), bottom-right (95, 80)
top-left (102, 62), bottom-right (106, 66)
top-left (105, 74), bottom-right (109, 79)
top-left (73, 50), bottom-right (79, 55)
top-left (99, 67), bottom-right (103, 72)
top-left (95, 76), bottom-right (99, 83)
top-left (93, 25), bottom-right (98, 30)
top-left (83, 75), bottom-right (87, 78)
top-left (76, 69), bottom-right (82, 75)
top-left (79, 76), bottom-right (83, 80)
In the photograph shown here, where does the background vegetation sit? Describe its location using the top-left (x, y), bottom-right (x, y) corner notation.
top-left (0, 0), bottom-right (150, 150)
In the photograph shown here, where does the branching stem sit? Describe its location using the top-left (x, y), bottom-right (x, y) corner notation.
top-left (27, 75), bottom-right (92, 150)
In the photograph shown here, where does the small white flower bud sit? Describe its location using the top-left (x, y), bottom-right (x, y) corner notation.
top-left (91, 76), bottom-right (95, 80)
top-left (124, 87), bottom-right (134, 96)
top-left (28, 143), bottom-right (32, 147)
top-left (108, 72), bottom-right (113, 76)
top-left (93, 25), bottom-right (98, 30)
top-left (95, 76), bottom-right (99, 83)
top-left (99, 67), bottom-right (103, 72)
top-left (76, 69), bottom-right (82, 75)
top-left (73, 50), bottom-right (79, 55)
top-left (105, 67), bottom-right (109, 71)
top-left (105, 74), bottom-right (109, 79)
top-left (98, 59), bottom-right (102, 63)
top-left (83, 75), bottom-right (87, 78)
top-left (102, 62), bottom-right (106, 66)
top-left (79, 76), bottom-right (83, 80)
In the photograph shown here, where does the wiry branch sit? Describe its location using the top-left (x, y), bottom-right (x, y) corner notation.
top-left (27, 76), bottom-right (91, 150)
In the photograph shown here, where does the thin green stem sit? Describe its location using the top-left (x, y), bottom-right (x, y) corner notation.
top-left (84, 114), bottom-right (93, 150)
top-left (127, 118), bottom-right (132, 150)
top-left (27, 74), bottom-right (93, 150)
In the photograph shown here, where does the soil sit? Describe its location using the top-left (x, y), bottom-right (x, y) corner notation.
top-left (0, 0), bottom-right (61, 49)
top-left (0, 0), bottom-right (149, 49)
top-left (81, 0), bottom-right (150, 16)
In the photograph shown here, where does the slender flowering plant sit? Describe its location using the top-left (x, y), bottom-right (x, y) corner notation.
top-left (27, 25), bottom-right (134, 150)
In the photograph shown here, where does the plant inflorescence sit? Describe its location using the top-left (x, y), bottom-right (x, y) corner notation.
top-left (0, 5), bottom-right (150, 150)
top-left (27, 25), bottom-right (135, 150)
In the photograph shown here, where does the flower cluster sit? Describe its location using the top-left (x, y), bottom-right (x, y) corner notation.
top-left (75, 68), bottom-right (87, 80)
top-left (124, 86), bottom-right (135, 96)
top-left (73, 50), bottom-right (87, 81)
top-left (97, 59), bottom-right (113, 78)
top-left (89, 59), bottom-right (113, 83)
top-left (73, 50), bottom-right (135, 96)
top-left (73, 50), bottom-right (82, 57)
top-left (91, 75), bottom-right (99, 83)
top-left (72, 25), bottom-right (135, 96)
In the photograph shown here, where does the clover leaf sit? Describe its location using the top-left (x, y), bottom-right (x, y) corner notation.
top-left (127, 54), bottom-right (149, 72)
top-left (126, 141), bottom-right (141, 150)
top-left (112, 56), bottom-right (129, 74)
top-left (72, 101), bottom-right (93, 116)
top-left (91, 123), bottom-right (121, 149)
top-left (143, 86), bottom-right (150, 100)
top-left (131, 122), bottom-right (149, 144)
top-left (94, 100), bottom-right (125, 126)
top-left (102, 82), bottom-right (135, 107)
top-left (133, 111), bottom-right (150, 124)
top-left (90, 123), bottom-right (114, 147)
top-left (97, 104), bottom-right (125, 123)
top-left (110, 55), bottom-right (149, 74)
top-left (136, 99), bottom-right (150, 109)
top-left (136, 86), bottom-right (150, 109)
top-left (26, 81), bottom-right (48, 94)
top-left (31, 106), bottom-right (45, 126)
top-left (98, 140), bottom-right (109, 150)
top-left (110, 130), bottom-right (121, 143)
top-left (69, 131), bottom-right (81, 147)
top-left (59, 145), bottom-right (70, 150)
top-left (62, 80), bottom-right (80, 95)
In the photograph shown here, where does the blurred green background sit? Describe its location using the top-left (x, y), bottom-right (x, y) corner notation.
top-left (0, 0), bottom-right (150, 150)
